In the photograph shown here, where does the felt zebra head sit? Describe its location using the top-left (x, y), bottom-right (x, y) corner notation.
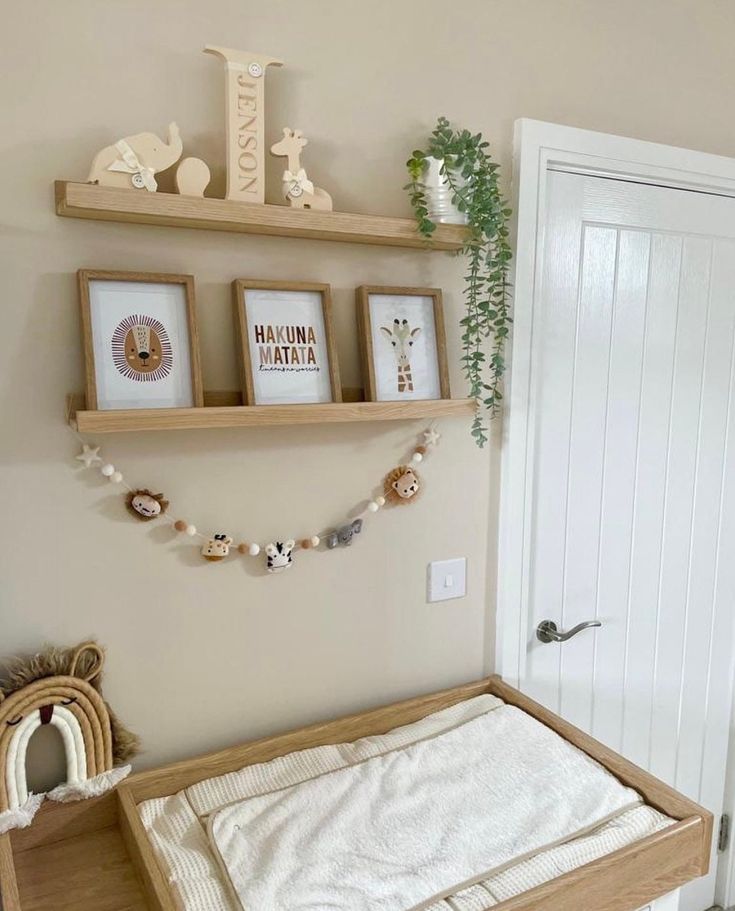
top-left (265, 540), bottom-right (295, 574)
top-left (0, 641), bottom-right (139, 835)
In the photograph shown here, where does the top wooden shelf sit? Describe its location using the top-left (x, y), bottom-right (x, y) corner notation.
top-left (54, 181), bottom-right (468, 250)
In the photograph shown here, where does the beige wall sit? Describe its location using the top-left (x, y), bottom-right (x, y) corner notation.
top-left (2, 0), bottom-right (734, 788)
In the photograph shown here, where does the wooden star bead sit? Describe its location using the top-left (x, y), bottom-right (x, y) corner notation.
top-left (174, 520), bottom-right (188, 532)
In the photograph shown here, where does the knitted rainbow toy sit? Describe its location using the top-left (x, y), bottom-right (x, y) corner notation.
top-left (0, 641), bottom-right (139, 834)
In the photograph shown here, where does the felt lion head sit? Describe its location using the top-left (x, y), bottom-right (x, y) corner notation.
top-left (0, 641), bottom-right (140, 834)
top-left (383, 465), bottom-right (421, 505)
top-left (126, 489), bottom-right (168, 521)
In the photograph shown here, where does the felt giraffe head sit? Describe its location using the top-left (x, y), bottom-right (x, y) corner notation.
top-left (0, 641), bottom-right (139, 834)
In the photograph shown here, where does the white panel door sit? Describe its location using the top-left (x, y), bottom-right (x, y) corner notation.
top-left (503, 169), bottom-right (735, 911)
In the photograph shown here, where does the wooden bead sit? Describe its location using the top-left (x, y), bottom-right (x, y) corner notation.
top-left (415, 445), bottom-right (427, 455)
top-left (174, 520), bottom-right (187, 532)
top-left (238, 543), bottom-right (249, 554)
top-left (301, 538), bottom-right (312, 549)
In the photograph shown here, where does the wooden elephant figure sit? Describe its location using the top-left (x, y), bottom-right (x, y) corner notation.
top-left (87, 122), bottom-right (183, 191)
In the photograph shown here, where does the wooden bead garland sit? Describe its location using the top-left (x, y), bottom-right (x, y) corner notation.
top-left (71, 425), bottom-right (440, 575)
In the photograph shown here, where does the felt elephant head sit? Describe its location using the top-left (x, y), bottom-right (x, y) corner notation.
top-left (87, 122), bottom-right (183, 190)
top-left (326, 519), bottom-right (363, 549)
top-left (0, 641), bottom-right (139, 834)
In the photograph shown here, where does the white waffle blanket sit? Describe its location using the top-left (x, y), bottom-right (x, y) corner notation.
top-left (139, 694), bottom-right (673, 911)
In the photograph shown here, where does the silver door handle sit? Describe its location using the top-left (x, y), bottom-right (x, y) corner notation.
top-left (536, 619), bottom-right (602, 643)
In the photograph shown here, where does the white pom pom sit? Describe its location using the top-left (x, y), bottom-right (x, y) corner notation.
top-left (376, 496), bottom-right (386, 507)
top-left (310, 536), bottom-right (320, 548)
top-left (100, 463), bottom-right (115, 477)
top-left (411, 452), bottom-right (423, 464)
top-left (368, 501), bottom-right (380, 513)
top-left (185, 524), bottom-right (197, 536)
top-left (249, 543), bottom-right (260, 556)
top-left (109, 471), bottom-right (123, 484)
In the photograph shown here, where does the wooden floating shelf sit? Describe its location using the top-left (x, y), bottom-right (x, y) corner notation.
top-left (67, 392), bottom-right (475, 433)
top-left (55, 181), bottom-right (468, 250)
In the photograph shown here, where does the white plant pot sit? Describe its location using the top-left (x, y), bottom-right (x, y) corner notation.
top-left (422, 156), bottom-right (469, 225)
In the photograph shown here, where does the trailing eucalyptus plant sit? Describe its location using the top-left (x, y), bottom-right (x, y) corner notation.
top-left (405, 117), bottom-right (512, 447)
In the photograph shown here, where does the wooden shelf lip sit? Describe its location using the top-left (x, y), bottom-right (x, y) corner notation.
top-left (55, 181), bottom-right (467, 250)
top-left (68, 396), bottom-right (476, 433)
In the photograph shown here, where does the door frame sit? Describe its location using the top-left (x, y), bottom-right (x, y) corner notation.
top-left (497, 118), bottom-right (735, 907)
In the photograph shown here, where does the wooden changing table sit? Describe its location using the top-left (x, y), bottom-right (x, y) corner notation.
top-left (0, 676), bottom-right (712, 911)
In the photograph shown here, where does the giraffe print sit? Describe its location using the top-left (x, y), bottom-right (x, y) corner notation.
top-left (380, 319), bottom-right (421, 393)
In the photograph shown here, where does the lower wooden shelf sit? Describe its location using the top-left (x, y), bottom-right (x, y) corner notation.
top-left (66, 392), bottom-right (475, 433)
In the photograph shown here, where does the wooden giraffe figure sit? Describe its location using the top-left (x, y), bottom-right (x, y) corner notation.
top-left (269, 127), bottom-right (333, 211)
top-left (381, 319), bottom-right (421, 393)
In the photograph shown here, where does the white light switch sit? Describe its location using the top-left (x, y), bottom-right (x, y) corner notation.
top-left (427, 558), bottom-right (467, 602)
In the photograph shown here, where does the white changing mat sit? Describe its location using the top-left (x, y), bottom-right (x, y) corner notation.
top-left (139, 694), bottom-right (673, 911)
top-left (209, 705), bottom-right (643, 911)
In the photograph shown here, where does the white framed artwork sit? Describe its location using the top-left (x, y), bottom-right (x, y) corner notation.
top-left (232, 280), bottom-right (341, 405)
top-left (357, 286), bottom-right (450, 402)
top-left (78, 271), bottom-right (203, 411)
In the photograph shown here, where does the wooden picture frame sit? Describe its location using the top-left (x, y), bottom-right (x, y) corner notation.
top-left (232, 279), bottom-right (341, 405)
top-left (78, 270), bottom-right (203, 411)
top-left (357, 285), bottom-right (450, 402)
